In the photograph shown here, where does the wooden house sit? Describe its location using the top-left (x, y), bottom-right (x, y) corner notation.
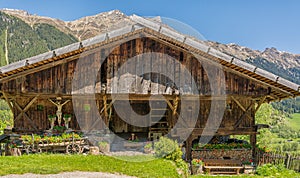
top-left (0, 15), bottom-right (299, 160)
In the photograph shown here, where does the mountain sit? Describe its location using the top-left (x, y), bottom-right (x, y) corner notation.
top-left (0, 10), bottom-right (78, 65)
top-left (205, 41), bottom-right (300, 84)
top-left (1, 9), bottom-right (132, 41)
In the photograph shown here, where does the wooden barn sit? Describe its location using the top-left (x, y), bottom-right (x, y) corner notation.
top-left (0, 15), bottom-right (300, 160)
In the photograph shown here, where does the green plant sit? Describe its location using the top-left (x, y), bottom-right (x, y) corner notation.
top-left (8, 139), bottom-right (21, 148)
top-left (63, 114), bottom-right (71, 118)
top-left (98, 141), bottom-right (108, 147)
top-left (61, 133), bottom-right (72, 140)
top-left (48, 114), bottom-right (56, 118)
top-left (154, 137), bottom-right (180, 159)
top-left (53, 125), bottom-right (66, 132)
top-left (98, 141), bottom-right (110, 153)
top-left (34, 135), bottom-right (42, 143)
top-left (191, 158), bottom-right (203, 166)
top-left (175, 158), bottom-right (189, 177)
top-left (154, 137), bottom-right (188, 176)
top-left (144, 142), bottom-right (152, 149)
top-left (21, 135), bottom-right (33, 144)
top-left (256, 163), bottom-right (297, 177)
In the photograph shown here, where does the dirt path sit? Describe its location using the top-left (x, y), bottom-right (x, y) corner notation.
top-left (0, 171), bottom-right (137, 178)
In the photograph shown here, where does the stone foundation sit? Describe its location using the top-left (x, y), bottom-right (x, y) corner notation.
top-left (192, 149), bottom-right (252, 162)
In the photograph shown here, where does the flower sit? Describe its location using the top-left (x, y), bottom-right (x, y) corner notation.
top-left (8, 139), bottom-right (21, 148)
top-left (191, 158), bottom-right (203, 166)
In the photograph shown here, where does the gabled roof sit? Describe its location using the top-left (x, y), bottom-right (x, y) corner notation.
top-left (0, 14), bottom-right (299, 101)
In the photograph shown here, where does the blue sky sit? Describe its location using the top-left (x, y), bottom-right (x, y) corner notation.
top-left (0, 0), bottom-right (300, 54)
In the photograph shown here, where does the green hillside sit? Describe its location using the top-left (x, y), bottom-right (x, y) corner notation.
top-left (288, 113), bottom-right (300, 131)
top-left (0, 11), bottom-right (78, 65)
top-left (34, 23), bottom-right (78, 51)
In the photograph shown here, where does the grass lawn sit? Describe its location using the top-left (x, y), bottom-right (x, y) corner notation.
top-left (289, 113), bottom-right (300, 131)
top-left (0, 154), bottom-right (299, 178)
top-left (0, 154), bottom-right (179, 178)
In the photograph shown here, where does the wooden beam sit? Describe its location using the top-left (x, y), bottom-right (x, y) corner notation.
top-left (13, 96), bottom-right (39, 131)
top-left (164, 98), bottom-right (184, 122)
top-left (14, 102), bottom-right (24, 122)
top-left (1, 92), bottom-right (13, 112)
top-left (23, 95), bottom-right (39, 112)
top-left (231, 96), bottom-right (246, 112)
top-left (234, 102), bottom-right (254, 128)
top-left (255, 96), bottom-right (267, 112)
top-left (178, 128), bottom-right (257, 136)
top-left (23, 112), bottom-right (38, 131)
top-left (173, 96), bottom-right (179, 116)
top-left (2, 92), bottom-right (255, 101)
top-left (103, 95), bottom-right (108, 125)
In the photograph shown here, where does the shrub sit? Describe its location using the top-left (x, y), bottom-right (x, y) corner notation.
top-left (154, 137), bottom-right (181, 160)
top-left (98, 141), bottom-right (110, 153)
top-left (144, 142), bottom-right (152, 149)
top-left (154, 137), bottom-right (188, 177)
top-left (256, 163), bottom-right (298, 177)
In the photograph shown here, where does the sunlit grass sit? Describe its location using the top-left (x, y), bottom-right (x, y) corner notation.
top-left (0, 154), bottom-right (179, 178)
top-left (289, 113), bottom-right (300, 131)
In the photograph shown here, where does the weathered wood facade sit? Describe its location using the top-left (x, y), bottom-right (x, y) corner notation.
top-left (0, 15), bottom-right (299, 160)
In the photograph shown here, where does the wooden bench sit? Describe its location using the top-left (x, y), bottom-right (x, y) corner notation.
top-left (203, 159), bottom-right (243, 175)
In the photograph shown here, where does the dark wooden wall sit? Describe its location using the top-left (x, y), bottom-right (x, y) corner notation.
top-left (2, 37), bottom-right (269, 96)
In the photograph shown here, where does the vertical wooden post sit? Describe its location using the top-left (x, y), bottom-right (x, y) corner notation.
top-left (284, 153), bottom-right (291, 169)
top-left (250, 134), bottom-right (257, 163)
top-left (103, 95), bottom-right (108, 125)
top-left (186, 135), bottom-right (193, 161)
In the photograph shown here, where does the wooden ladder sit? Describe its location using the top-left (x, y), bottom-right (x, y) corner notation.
top-left (148, 101), bottom-right (169, 140)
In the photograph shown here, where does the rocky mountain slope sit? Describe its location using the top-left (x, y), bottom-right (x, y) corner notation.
top-left (2, 9), bottom-right (132, 41)
top-left (1, 8), bottom-right (299, 84)
top-left (205, 41), bottom-right (300, 84)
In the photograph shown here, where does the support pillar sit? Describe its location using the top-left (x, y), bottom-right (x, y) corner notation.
top-left (186, 135), bottom-right (193, 161)
top-left (250, 134), bottom-right (257, 163)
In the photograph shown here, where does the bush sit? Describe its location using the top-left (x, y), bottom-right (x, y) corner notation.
top-left (154, 137), bottom-right (188, 177)
top-left (256, 163), bottom-right (298, 177)
top-left (154, 137), bottom-right (181, 160)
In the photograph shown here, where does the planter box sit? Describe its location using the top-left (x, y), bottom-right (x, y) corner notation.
top-left (191, 165), bottom-right (203, 175)
top-left (9, 148), bottom-right (21, 156)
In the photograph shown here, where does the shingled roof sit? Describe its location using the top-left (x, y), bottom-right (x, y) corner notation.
top-left (0, 14), bottom-right (299, 101)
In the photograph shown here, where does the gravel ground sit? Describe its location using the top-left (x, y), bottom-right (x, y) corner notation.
top-left (0, 172), bottom-right (136, 178)
top-left (107, 151), bottom-right (149, 156)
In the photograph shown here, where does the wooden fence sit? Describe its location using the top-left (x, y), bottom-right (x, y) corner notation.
top-left (256, 151), bottom-right (300, 172)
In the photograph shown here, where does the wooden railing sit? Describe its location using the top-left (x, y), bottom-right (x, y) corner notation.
top-left (256, 151), bottom-right (300, 172)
